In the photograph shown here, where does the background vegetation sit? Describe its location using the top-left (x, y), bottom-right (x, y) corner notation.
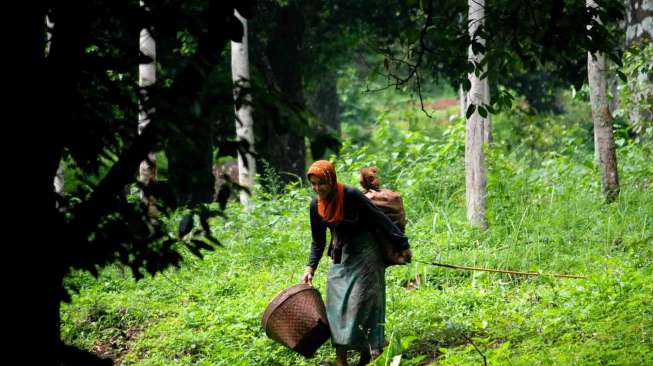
top-left (61, 59), bottom-right (652, 364)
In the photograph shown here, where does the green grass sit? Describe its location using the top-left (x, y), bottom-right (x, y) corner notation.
top-left (61, 101), bottom-right (653, 365)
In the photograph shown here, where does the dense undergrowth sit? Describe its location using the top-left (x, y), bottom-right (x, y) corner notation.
top-left (61, 92), bottom-right (652, 365)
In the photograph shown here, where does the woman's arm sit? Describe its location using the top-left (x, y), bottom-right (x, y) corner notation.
top-left (307, 198), bottom-right (327, 270)
top-left (354, 188), bottom-right (409, 251)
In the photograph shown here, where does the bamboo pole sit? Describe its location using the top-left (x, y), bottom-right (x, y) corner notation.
top-left (418, 260), bottom-right (587, 279)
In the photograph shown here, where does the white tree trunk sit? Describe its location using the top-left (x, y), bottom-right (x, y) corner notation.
top-left (465, 0), bottom-right (488, 229)
top-left (625, 0), bottom-right (653, 127)
top-left (482, 77), bottom-right (492, 143)
top-left (47, 15), bottom-right (63, 200)
top-left (231, 9), bottom-right (256, 207)
top-left (138, 24), bottom-right (158, 216)
top-left (626, 0), bottom-right (653, 46)
top-left (459, 85), bottom-right (467, 119)
top-left (588, 0), bottom-right (620, 202)
top-left (54, 161), bottom-right (64, 197)
top-left (45, 15), bottom-right (53, 56)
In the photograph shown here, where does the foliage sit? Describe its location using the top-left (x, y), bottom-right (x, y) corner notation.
top-left (377, 0), bottom-right (626, 115)
top-left (17, 1), bottom-right (258, 363)
top-left (61, 92), bottom-right (652, 364)
top-left (614, 40), bottom-right (653, 140)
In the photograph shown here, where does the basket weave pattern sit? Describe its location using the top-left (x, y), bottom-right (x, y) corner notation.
top-left (262, 284), bottom-right (330, 358)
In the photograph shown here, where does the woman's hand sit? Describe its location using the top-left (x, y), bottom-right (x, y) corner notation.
top-left (301, 266), bottom-right (314, 286)
top-left (397, 248), bottom-right (412, 264)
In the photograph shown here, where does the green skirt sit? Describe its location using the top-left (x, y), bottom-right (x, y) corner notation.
top-left (327, 231), bottom-right (385, 350)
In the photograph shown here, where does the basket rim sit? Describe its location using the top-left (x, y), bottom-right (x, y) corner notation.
top-left (261, 283), bottom-right (321, 331)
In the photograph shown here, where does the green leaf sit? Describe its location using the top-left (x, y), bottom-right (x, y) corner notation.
top-left (178, 214), bottom-right (194, 238)
top-left (462, 79), bottom-right (471, 92)
top-left (184, 242), bottom-right (204, 259)
top-left (478, 106), bottom-right (488, 118)
top-left (471, 41), bottom-right (485, 55)
top-left (466, 104), bottom-right (476, 119)
top-left (616, 70), bottom-right (627, 83)
top-left (191, 239), bottom-right (214, 252)
top-left (608, 52), bottom-right (623, 67)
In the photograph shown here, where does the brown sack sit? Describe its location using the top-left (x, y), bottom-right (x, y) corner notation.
top-left (364, 189), bottom-right (411, 266)
top-left (364, 189), bottom-right (406, 231)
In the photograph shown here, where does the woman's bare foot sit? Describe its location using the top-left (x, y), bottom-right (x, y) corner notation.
top-left (370, 349), bottom-right (381, 361)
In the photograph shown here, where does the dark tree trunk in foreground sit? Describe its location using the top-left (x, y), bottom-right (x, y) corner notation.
top-left (259, 2), bottom-right (307, 185)
top-left (11, 2), bottom-right (247, 364)
top-left (307, 71), bottom-right (341, 137)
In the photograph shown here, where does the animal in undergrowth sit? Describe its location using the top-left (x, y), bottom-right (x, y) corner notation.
top-left (212, 160), bottom-right (239, 202)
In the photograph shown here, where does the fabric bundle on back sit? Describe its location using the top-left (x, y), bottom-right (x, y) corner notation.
top-left (359, 167), bottom-right (406, 232)
top-left (359, 167), bottom-right (410, 265)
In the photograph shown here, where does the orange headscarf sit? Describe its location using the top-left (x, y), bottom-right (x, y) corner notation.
top-left (307, 160), bottom-right (345, 225)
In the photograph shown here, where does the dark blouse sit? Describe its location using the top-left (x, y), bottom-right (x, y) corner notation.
top-left (307, 186), bottom-right (409, 270)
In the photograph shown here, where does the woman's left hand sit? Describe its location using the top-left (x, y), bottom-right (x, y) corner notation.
top-left (397, 248), bottom-right (412, 264)
top-left (301, 266), bottom-right (314, 286)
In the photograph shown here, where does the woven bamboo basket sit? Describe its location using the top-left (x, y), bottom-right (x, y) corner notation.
top-left (261, 284), bottom-right (330, 358)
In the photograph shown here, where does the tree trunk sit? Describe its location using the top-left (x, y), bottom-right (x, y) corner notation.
top-left (307, 71), bottom-right (341, 136)
top-left (13, 5), bottom-right (67, 363)
top-left (626, 0), bottom-right (653, 46)
top-left (483, 77), bottom-right (492, 143)
top-left (48, 16), bottom-right (65, 201)
top-left (625, 0), bottom-right (653, 128)
top-left (459, 85), bottom-right (467, 119)
top-left (608, 74), bottom-right (620, 115)
top-left (231, 9), bottom-right (256, 207)
top-left (588, 0), bottom-right (620, 203)
top-left (465, 0), bottom-right (488, 229)
top-left (138, 24), bottom-right (158, 217)
top-left (261, 3), bottom-right (306, 186)
top-left (54, 161), bottom-right (64, 197)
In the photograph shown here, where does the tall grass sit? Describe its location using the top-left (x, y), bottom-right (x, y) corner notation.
top-left (61, 98), bottom-right (652, 365)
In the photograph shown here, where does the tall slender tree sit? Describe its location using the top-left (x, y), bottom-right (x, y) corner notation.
top-left (587, 0), bottom-right (620, 202)
top-left (625, 0), bottom-right (652, 127)
top-left (459, 85), bottom-right (468, 119)
top-left (251, 1), bottom-right (307, 185)
top-left (54, 162), bottom-right (64, 197)
top-left (47, 14), bottom-right (65, 200)
top-left (138, 12), bottom-right (158, 217)
top-left (231, 9), bottom-right (256, 206)
top-left (465, 0), bottom-right (489, 229)
top-left (482, 74), bottom-right (492, 143)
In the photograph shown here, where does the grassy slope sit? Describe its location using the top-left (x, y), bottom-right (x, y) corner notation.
top-left (62, 104), bottom-right (652, 365)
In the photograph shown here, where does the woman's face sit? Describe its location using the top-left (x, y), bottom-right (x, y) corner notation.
top-left (309, 175), bottom-right (332, 200)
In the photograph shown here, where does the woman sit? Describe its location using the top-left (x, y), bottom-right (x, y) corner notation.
top-left (301, 160), bottom-right (410, 366)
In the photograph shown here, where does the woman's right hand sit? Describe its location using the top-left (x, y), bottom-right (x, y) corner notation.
top-left (301, 266), bottom-right (314, 286)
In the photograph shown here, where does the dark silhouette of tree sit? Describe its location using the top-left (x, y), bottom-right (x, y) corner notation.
top-left (11, 1), bottom-right (254, 364)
